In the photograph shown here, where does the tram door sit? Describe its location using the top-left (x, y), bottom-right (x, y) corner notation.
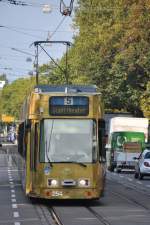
top-left (30, 122), bottom-right (39, 188)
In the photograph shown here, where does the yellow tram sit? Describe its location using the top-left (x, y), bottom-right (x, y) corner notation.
top-left (18, 85), bottom-right (106, 200)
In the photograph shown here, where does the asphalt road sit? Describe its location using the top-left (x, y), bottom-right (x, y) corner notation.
top-left (0, 145), bottom-right (150, 225)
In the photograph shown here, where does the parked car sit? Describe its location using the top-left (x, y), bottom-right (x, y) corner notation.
top-left (134, 149), bottom-right (150, 179)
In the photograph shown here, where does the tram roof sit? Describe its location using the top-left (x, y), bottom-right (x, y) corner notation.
top-left (34, 85), bottom-right (98, 93)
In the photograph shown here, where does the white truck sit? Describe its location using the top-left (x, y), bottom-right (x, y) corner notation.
top-left (107, 117), bottom-right (149, 172)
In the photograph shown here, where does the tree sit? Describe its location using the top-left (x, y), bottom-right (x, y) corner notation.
top-left (66, 0), bottom-right (150, 116)
top-left (1, 77), bottom-right (35, 119)
top-left (140, 81), bottom-right (150, 119)
top-left (0, 73), bottom-right (8, 84)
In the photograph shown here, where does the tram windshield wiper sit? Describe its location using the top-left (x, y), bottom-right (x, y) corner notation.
top-left (45, 120), bottom-right (55, 167)
top-left (45, 139), bottom-right (53, 167)
top-left (70, 161), bottom-right (87, 167)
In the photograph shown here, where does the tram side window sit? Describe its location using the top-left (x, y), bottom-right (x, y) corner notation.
top-left (34, 123), bottom-right (39, 169)
top-left (98, 119), bottom-right (106, 162)
top-left (40, 121), bottom-right (45, 162)
top-left (18, 122), bottom-right (24, 157)
top-left (30, 122), bottom-right (39, 171)
top-left (18, 122), bottom-right (29, 159)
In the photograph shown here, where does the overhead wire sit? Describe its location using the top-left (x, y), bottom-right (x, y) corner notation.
top-left (0, 0), bottom-right (59, 8)
top-left (36, 15), bottom-right (67, 58)
top-left (0, 25), bottom-right (43, 39)
top-left (0, 66), bottom-right (33, 71)
top-left (0, 1), bottom-right (72, 82)
top-left (0, 24), bottom-right (73, 33)
top-left (46, 16), bottom-right (66, 40)
top-left (2, 1), bottom-right (148, 12)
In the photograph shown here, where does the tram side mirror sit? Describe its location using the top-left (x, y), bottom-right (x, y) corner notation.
top-left (98, 119), bottom-right (106, 161)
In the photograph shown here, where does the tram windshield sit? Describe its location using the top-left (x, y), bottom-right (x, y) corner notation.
top-left (40, 119), bottom-right (97, 163)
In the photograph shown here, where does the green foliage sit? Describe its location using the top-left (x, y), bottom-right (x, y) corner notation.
top-left (140, 82), bottom-right (150, 119)
top-left (66, 0), bottom-right (150, 116)
top-left (0, 74), bottom-right (9, 116)
top-left (1, 0), bottom-right (150, 118)
top-left (38, 61), bottom-right (67, 85)
top-left (1, 78), bottom-right (35, 119)
top-left (0, 73), bottom-right (8, 84)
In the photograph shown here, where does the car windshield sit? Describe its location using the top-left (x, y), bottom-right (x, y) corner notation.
top-left (40, 119), bottom-right (96, 163)
top-left (144, 152), bottom-right (150, 159)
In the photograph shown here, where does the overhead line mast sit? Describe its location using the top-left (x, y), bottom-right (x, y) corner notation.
top-left (34, 41), bottom-right (71, 85)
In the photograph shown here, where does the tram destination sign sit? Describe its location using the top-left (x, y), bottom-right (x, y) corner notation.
top-left (49, 96), bottom-right (89, 116)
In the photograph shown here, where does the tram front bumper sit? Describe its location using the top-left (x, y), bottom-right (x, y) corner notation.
top-left (28, 188), bottom-right (103, 200)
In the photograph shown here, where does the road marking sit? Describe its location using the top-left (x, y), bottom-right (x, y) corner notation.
top-left (127, 178), bottom-right (133, 181)
top-left (136, 181), bottom-right (142, 185)
top-left (119, 175), bottom-right (124, 178)
top-left (12, 204), bottom-right (18, 209)
top-left (13, 212), bottom-right (19, 218)
top-left (11, 194), bottom-right (16, 198)
top-left (11, 190), bottom-right (15, 193)
top-left (11, 198), bottom-right (16, 202)
top-left (10, 181), bottom-right (14, 184)
top-left (14, 222), bottom-right (20, 225)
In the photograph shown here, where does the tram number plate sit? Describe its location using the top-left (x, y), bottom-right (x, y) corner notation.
top-left (52, 191), bottom-right (63, 197)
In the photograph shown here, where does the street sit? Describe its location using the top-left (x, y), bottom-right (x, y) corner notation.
top-left (0, 145), bottom-right (150, 225)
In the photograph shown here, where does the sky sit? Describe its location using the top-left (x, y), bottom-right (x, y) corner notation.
top-left (0, 0), bottom-right (75, 82)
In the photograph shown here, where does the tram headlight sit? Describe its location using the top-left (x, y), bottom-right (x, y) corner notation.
top-left (78, 179), bottom-right (89, 187)
top-left (48, 179), bottom-right (58, 187)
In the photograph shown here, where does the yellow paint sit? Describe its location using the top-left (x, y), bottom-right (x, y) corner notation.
top-left (18, 87), bottom-right (106, 200)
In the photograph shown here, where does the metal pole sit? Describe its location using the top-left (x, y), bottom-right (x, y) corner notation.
top-left (65, 43), bottom-right (68, 85)
top-left (35, 44), bottom-right (39, 85)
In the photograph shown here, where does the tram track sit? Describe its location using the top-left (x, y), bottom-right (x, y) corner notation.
top-left (49, 207), bottom-right (64, 225)
top-left (106, 179), bottom-right (150, 211)
top-left (33, 201), bottom-right (113, 225)
top-left (34, 195), bottom-right (150, 225)
top-left (46, 205), bottom-right (112, 225)
top-left (109, 189), bottom-right (149, 210)
top-left (34, 204), bottom-right (56, 225)
top-left (30, 176), bottom-right (150, 225)
top-left (107, 173), bottom-right (150, 197)
top-left (86, 206), bottom-right (111, 225)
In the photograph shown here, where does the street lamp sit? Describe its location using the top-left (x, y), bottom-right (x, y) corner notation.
top-left (11, 47), bottom-right (34, 63)
top-left (11, 47), bottom-right (34, 57)
top-left (42, 4), bottom-right (52, 13)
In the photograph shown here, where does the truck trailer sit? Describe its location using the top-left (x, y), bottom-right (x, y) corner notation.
top-left (107, 117), bottom-right (149, 172)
